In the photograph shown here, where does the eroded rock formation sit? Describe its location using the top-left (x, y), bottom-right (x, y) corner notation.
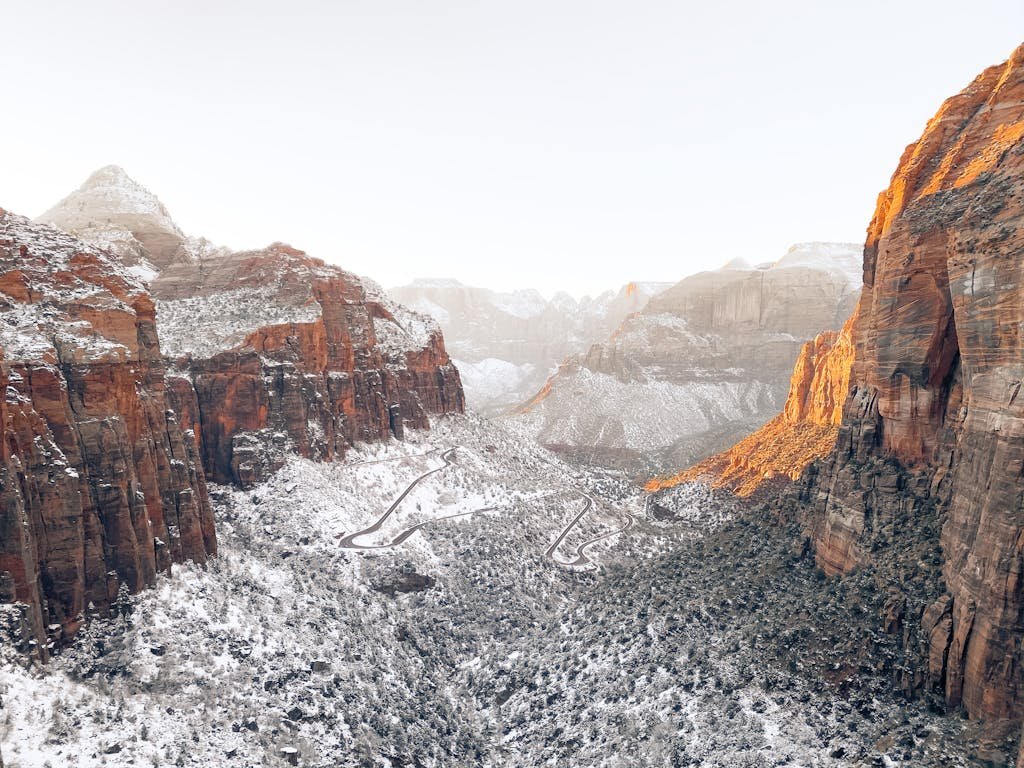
top-left (154, 246), bottom-right (464, 486)
top-left (803, 45), bottom-right (1024, 724)
top-left (647, 314), bottom-right (854, 496)
top-left (0, 210), bottom-right (215, 649)
top-left (658, 44), bottom-right (1024, 733)
top-left (37, 167), bottom-right (464, 488)
top-left (516, 243), bottom-right (862, 475)
top-left (1, 167), bottom-right (465, 650)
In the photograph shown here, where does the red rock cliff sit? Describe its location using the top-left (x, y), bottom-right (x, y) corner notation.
top-left (652, 44), bottom-right (1024, 730)
top-left (0, 211), bottom-right (215, 650)
top-left (775, 45), bottom-right (1024, 726)
top-left (152, 245), bottom-right (464, 487)
top-left (36, 167), bottom-right (465, 489)
top-left (645, 314), bottom-right (854, 496)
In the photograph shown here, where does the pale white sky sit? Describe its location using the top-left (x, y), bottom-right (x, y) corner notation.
top-left (1, 1), bottom-right (1022, 297)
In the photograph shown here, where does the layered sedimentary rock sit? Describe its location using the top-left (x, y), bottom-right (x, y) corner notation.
top-left (1, 167), bottom-right (465, 650)
top-left (647, 314), bottom-right (854, 496)
top-left (154, 246), bottom-right (464, 486)
top-left (0, 210), bottom-right (215, 648)
top-left (389, 278), bottom-right (669, 414)
top-left (38, 167), bottom-right (464, 488)
top-left (515, 243), bottom-right (861, 475)
top-left (807, 45), bottom-right (1024, 724)
top-left (675, 45), bottom-right (1024, 730)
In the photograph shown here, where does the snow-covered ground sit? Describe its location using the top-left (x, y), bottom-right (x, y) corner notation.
top-left (451, 358), bottom-right (539, 411)
top-left (0, 415), bottom-right (981, 767)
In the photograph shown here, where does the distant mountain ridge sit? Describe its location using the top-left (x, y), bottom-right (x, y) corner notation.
top-left (513, 242), bottom-right (862, 475)
top-left (389, 277), bottom-right (671, 413)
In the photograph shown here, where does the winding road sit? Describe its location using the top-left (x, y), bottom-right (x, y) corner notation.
top-left (339, 448), bottom-right (458, 549)
top-left (337, 446), bottom-right (634, 563)
top-left (545, 493), bottom-right (636, 567)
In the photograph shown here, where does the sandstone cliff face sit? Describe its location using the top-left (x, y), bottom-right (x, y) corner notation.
top-left (647, 314), bottom-right (854, 496)
top-left (154, 247), bottom-right (464, 486)
top-left (1, 167), bottom-right (465, 651)
top-left (515, 243), bottom-right (861, 475)
top-left (809, 45), bottom-right (1024, 724)
top-left (388, 278), bottom-right (669, 414)
top-left (0, 211), bottom-right (215, 649)
top-left (37, 168), bottom-right (464, 489)
top-left (690, 46), bottom-right (1024, 729)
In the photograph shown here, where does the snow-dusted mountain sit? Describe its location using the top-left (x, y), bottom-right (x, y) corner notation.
top-left (513, 243), bottom-right (863, 475)
top-left (389, 278), bottom-right (671, 414)
top-left (35, 165), bottom-right (209, 272)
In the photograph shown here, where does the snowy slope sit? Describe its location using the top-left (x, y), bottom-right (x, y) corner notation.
top-left (0, 414), bottom-right (980, 767)
top-left (513, 243), bottom-right (863, 474)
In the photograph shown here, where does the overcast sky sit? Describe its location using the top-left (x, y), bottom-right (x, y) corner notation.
top-left (2, 2), bottom-right (1022, 297)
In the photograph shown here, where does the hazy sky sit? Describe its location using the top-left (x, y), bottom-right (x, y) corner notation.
top-left (2, 2), bottom-right (1022, 297)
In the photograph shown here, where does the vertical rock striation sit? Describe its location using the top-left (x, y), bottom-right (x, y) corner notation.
top-left (803, 44), bottom-right (1024, 723)
top-left (2, 166), bottom-right (466, 650)
top-left (668, 45), bottom-right (1024, 730)
top-left (0, 210), bottom-right (215, 649)
top-left (650, 44), bottom-right (1024, 734)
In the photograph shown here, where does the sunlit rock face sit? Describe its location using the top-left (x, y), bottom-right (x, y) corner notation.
top-left (647, 314), bottom-right (854, 496)
top-left (684, 44), bottom-right (1024, 727)
top-left (0, 210), bottom-right (215, 649)
top-left (808, 44), bottom-right (1024, 723)
top-left (514, 243), bottom-right (861, 475)
top-left (389, 278), bottom-right (670, 414)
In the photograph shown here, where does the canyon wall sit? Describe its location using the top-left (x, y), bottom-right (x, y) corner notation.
top-left (154, 246), bottom-right (465, 486)
top-left (38, 166), bottom-right (464, 489)
top-left (516, 243), bottom-right (861, 475)
top-left (0, 211), bottom-right (215, 650)
top-left (1, 167), bottom-right (465, 649)
top-left (805, 44), bottom-right (1024, 723)
top-left (658, 45), bottom-right (1024, 729)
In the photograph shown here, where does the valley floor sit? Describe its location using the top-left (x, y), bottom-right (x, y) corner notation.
top-left (0, 415), bottom-right (990, 767)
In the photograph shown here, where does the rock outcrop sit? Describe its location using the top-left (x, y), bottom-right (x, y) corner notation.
top-left (515, 243), bottom-right (862, 475)
top-left (664, 44), bottom-right (1024, 733)
top-left (0, 167), bottom-right (465, 651)
top-left (388, 278), bottom-right (670, 414)
top-left (37, 168), bottom-right (464, 489)
top-left (647, 314), bottom-right (854, 496)
top-left (800, 45), bottom-right (1024, 725)
top-left (0, 210), bottom-right (215, 650)
top-left (154, 246), bottom-right (464, 486)
top-left (36, 165), bottom-right (199, 272)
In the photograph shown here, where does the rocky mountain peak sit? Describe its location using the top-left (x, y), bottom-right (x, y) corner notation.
top-left (36, 165), bottom-right (186, 270)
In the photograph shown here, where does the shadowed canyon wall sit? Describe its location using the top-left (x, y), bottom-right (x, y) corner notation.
top-left (0, 210), bottom-right (215, 650)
